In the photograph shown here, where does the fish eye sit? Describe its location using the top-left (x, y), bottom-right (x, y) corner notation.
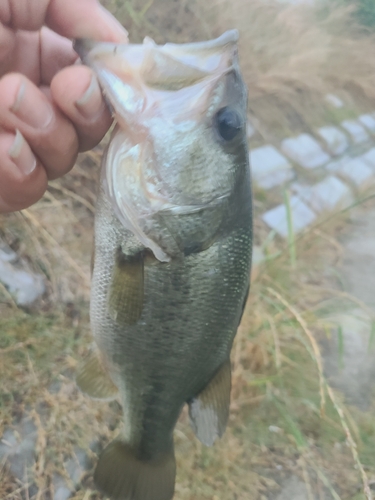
top-left (215, 107), bottom-right (242, 141)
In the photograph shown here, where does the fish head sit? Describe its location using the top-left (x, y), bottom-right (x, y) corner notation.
top-left (75, 32), bottom-right (249, 259)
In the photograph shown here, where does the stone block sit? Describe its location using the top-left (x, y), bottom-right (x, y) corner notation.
top-left (358, 114), bottom-right (375, 134)
top-left (262, 196), bottom-right (316, 238)
top-left (250, 145), bottom-right (294, 189)
top-left (53, 474), bottom-right (74, 500)
top-left (340, 120), bottom-right (369, 144)
top-left (325, 155), bottom-right (350, 174)
top-left (0, 239), bottom-right (45, 306)
top-left (334, 157), bottom-right (374, 190)
top-left (292, 176), bottom-right (354, 214)
top-left (0, 418), bottom-right (38, 481)
top-left (316, 126), bottom-right (349, 156)
top-left (0, 258), bottom-right (45, 306)
top-left (359, 147), bottom-right (375, 171)
top-left (281, 134), bottom-right (330, 169)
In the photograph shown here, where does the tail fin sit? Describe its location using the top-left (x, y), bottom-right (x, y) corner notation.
top-left (94, 440), bottom-right (176, 500)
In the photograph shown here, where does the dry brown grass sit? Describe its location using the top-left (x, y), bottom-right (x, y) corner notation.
top-left (196, 0), bottom-right (375, 142)
top-left (202, 1), bottom-right (375, 98)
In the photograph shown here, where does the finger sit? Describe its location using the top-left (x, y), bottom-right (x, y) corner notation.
top-left (1, 28), bottom-right (77, 87)
top-left (0, 73), bottom-right (79, 180)
top-left (7, 30), bottom-right (40, 84)
top-left (51, 65), bottom-right (112, 152)
top-left (39, 27), bottom-right (78, 85)
top-left (0, 23), bottom-right (16, 74)
top-left (47, 0), bottom-right (128, 41)
top-left (0, 0), bottom-right (49, 31)
top-left (0, 131), bottom-right (47, 213)
top-left (1, 0), bottom-right (128, 42)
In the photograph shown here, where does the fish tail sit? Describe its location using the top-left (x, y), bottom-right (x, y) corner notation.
top-left (94, 440), bottom-right (176, 500)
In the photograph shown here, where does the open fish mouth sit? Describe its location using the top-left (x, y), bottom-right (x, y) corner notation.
top-left (73, 30), bottom-right (238, 84)
top-left (73, 30), bottom-right (239, 127)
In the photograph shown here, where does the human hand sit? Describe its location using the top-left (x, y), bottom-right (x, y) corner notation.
top-left (0, 0), bottom-right (128, 213)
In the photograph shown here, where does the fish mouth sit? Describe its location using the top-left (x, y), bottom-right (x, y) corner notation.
top-left (74, 30), bottom-right (238, 80)
top-left (73, 31), bottom-right (239, 129)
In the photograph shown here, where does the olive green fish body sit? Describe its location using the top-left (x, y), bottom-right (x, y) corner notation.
top-left (92, 177), bottom-right (251, 454)
top-left (75, 30), bottom-right (252, 500)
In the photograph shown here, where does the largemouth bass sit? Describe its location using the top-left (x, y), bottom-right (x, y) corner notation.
top-left (74, 30), bottom-right (252, 500)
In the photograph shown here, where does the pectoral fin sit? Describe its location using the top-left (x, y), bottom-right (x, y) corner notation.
top-left (76, 349), bottom-right (119, 401)
top-left (188, 359), bottom-right (232, 446)
top-left (108, 248), bottom-right (144, 325)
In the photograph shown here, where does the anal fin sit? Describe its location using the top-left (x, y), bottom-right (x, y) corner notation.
top-left (76, 349), bottom-right (119, 401)
top-left (108, 248), bottom-right (144, 325)
top-left (188, 358), bottom-right (231, 446)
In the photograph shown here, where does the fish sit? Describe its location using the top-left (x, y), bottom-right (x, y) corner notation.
top-left (74, 29), bottom-right (252, 500)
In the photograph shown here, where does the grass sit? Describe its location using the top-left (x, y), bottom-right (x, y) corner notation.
top-left (1, 0), bottom-right (375, 498)
top-left (2, 193), bottom-right (375, 499)
top-left (200, 0), bottom-right (375, 143)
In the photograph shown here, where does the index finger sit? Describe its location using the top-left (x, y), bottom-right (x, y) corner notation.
top-left (1, 0), bottom-right (128, 42)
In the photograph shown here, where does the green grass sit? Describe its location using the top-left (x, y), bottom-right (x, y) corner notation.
top-left (323, 105), bottom-right (359, 127)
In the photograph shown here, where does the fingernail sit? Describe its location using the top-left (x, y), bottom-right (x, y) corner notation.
top-left (11, 80), bottom-right (54, 129)
top-left (9, 130), bottom-right (37, 176)
top-left (75, 75), bottom-right (105, 119)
